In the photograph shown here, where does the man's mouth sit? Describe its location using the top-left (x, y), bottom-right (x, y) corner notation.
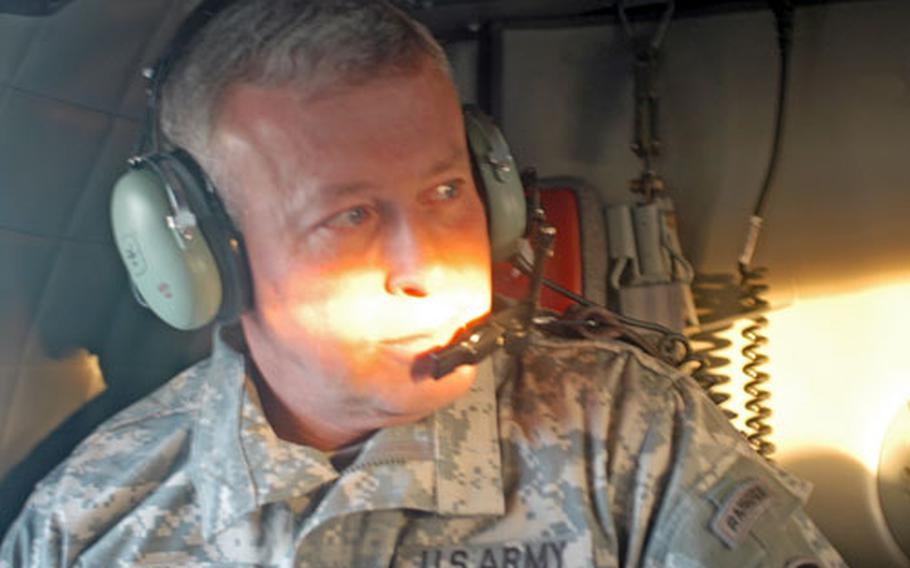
top-left (378, 330), bottom-right (455, 355)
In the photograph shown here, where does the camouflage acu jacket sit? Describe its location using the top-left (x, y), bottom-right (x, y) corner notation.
top-left (0, 331), bottom-right (847, 568)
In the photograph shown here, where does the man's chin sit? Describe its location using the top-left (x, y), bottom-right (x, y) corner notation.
top-left (369, 362), bottom-right (477, 421)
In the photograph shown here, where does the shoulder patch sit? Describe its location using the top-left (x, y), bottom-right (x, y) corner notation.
top-left (710, 478), bottom-right (773, 548)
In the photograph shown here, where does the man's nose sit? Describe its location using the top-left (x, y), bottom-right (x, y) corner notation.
top-left (383, 219), bottom-right (435, 298)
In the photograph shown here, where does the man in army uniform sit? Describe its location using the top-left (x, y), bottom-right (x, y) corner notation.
top-left (1, 1), bottom-right (847, 566)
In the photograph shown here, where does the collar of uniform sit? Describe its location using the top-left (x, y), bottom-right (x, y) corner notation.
top-left (432, 356), bottom-right (505, 516)
top-left (238, 376), bottom-right (340, 508)
top-left (189, 328), bottom-right (263, 540)
top-left (296, 356), bottom-right (505, 538)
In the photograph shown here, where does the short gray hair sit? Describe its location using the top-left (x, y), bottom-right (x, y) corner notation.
top-left (160, 0), bottom-right (451, 167)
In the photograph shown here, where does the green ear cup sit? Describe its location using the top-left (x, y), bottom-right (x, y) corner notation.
top-left (464, 107), bottom-right (527, 262)
top-left (110, 163), bottom-right (223, 330)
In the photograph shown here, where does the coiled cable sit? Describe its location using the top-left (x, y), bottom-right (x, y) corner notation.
top-left (739, 266), bottom-right (775, 457)
top-left (686, 274), bottom-right (738, 420)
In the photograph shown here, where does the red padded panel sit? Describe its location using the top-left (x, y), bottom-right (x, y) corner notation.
top-left (492, 187), bottom-right (582, 313)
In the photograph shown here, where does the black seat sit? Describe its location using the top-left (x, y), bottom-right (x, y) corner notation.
top-left (0, 0), bottom-right (206, 539)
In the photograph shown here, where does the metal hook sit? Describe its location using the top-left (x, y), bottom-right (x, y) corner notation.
top-left (617, 0), bottom-right (676, 56)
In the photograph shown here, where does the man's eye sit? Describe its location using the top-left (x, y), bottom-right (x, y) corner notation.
top-left (324, 206), bottom-right (372, 229)
top-left (429, 182), bottom-right (461, 202)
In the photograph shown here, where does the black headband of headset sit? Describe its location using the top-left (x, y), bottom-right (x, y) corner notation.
top-left (146, 0), bottom-right (237, 152)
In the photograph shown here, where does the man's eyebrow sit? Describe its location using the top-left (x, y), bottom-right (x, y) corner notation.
top-left (426, 146), bottom-right (469, 177)
top-left (314, 181), bottom-right (375, 199)
top-left (285, 181), bottom-right (374, 217)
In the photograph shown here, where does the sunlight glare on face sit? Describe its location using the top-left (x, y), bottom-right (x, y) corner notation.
top-left (290, 265), bottom-right (491, 352)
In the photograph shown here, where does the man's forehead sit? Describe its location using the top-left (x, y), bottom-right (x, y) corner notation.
top-left (221, 69), bottom-right (460, 140)
top-left (217, 60), bottom-right (457, 123)
top-left (214, 67), bottom-right (461, 152)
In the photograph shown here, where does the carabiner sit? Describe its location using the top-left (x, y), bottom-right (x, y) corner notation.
top-left (617, 0), bottom-right (676, 56)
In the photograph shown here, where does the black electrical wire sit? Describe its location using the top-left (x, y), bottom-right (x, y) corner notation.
top-left (738, 0), bottom-right (794, 271)
top-left (749, 0), bottom-right (794, 224)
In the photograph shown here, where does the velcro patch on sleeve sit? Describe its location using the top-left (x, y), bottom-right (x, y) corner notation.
top-left (710, 478), bottom-right (773, 548)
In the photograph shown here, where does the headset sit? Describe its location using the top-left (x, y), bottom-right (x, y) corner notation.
top-left (110, 0), bottom-right (528, 331)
